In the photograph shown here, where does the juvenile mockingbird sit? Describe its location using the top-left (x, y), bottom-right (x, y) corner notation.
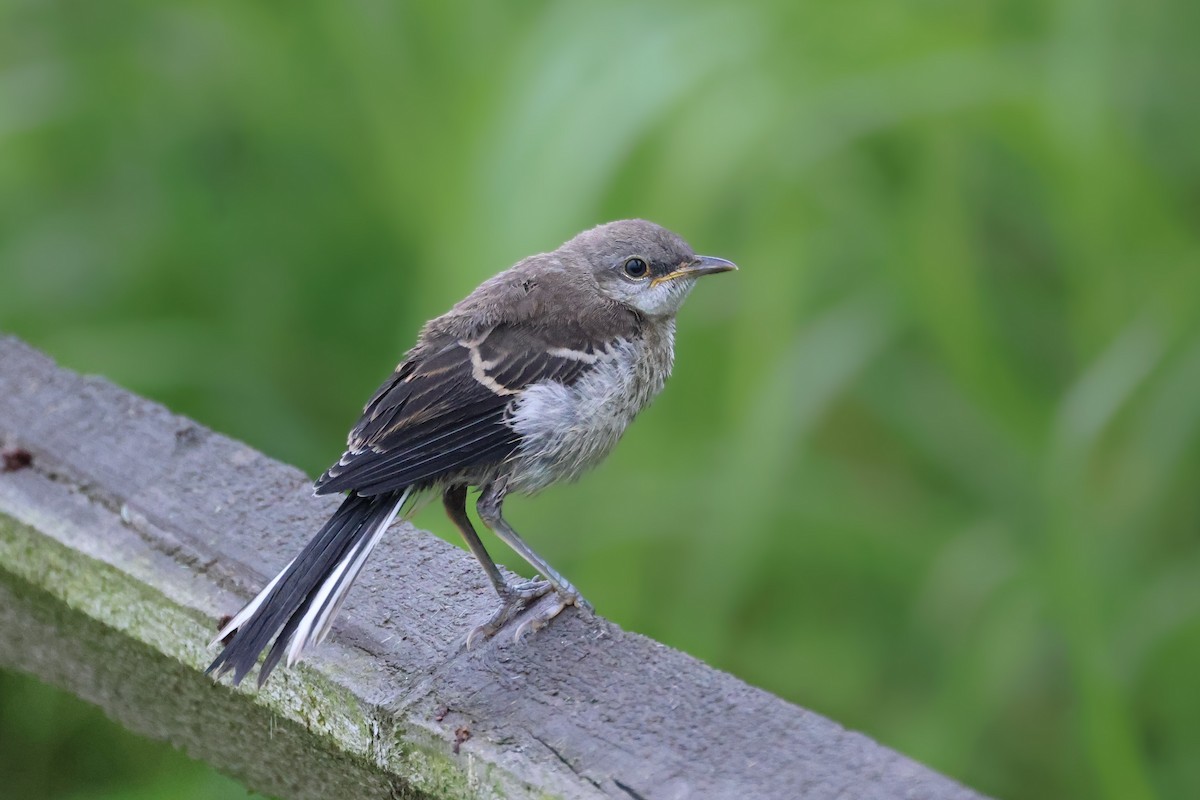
top-left (207, 219), bottom-right (736, 685)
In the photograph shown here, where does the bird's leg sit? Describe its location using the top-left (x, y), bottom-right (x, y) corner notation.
top-left (443, 485), bottom-right (552, 646)
top-left (443, 484), bottom-right (512, 595)
top-left (476, 480), bottom-right (591, 642)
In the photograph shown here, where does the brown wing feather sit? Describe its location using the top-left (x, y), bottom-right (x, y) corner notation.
top-left (315, 260), bottom-right (643, 497)
top-left (314, 324), bottom-right (631, 497)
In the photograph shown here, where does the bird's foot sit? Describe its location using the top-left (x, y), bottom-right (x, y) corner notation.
top-left (465, 579), bottom-right (589, 648)
top-left (466, 578), bottom-right (551, 648)
top-left (511, 587), bottom-right (589, 642)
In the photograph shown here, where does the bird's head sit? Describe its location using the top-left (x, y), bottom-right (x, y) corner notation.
top-left (564, 219), bottom-right (737, 317)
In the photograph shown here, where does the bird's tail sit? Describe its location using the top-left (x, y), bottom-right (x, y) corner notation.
top-left (206, 488), bottom-right (408, 686)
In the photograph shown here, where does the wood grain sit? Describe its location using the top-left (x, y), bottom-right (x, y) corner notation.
top-left (0, 335), bottom-right (986, 800)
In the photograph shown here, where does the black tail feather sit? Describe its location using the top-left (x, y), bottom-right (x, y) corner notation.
top-left (206, 492), bottom-right (402, 686)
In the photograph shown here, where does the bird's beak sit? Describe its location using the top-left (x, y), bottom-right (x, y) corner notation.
top-left (652, 255), bottom-right (738, 287)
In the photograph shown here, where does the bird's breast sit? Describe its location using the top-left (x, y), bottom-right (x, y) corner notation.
top-left (505, 323), bottom-right (675, 493)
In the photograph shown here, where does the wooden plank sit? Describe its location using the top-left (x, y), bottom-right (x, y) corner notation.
top-left (0, 335), bottom-right (986, 799)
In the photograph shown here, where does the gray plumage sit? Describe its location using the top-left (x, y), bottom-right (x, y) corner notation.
top-left (207, 219), bottom-right (736, 685)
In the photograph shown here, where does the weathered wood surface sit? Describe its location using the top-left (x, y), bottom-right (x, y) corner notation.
top-left (0, 335), bottom-right (986, 800)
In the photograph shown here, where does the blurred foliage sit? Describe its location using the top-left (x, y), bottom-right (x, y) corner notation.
top-left (1, 1), bottom-right (1198, 799)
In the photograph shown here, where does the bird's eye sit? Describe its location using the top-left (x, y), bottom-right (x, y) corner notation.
top-left (623, 257), bottom-right (648, 278)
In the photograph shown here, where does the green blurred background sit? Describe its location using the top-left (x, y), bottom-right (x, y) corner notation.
top-left (2, 1), bottom-right (1198, 798)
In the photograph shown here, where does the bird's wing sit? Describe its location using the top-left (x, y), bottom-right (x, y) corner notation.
top-left (314, 321), bottom-right (632, 496)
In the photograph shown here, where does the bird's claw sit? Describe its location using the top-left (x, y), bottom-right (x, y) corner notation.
top-left (465, 579), bottom-right (588, 648)
top-left (513, 596), bottom-right (565, 642)
top-left (466, 578), bottom-right (551, 648)
top-left (512, 585), bottom-right (590, 642)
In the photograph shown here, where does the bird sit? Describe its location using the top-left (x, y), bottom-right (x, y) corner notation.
top-left (206, 219), bottom-right (737, 686)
